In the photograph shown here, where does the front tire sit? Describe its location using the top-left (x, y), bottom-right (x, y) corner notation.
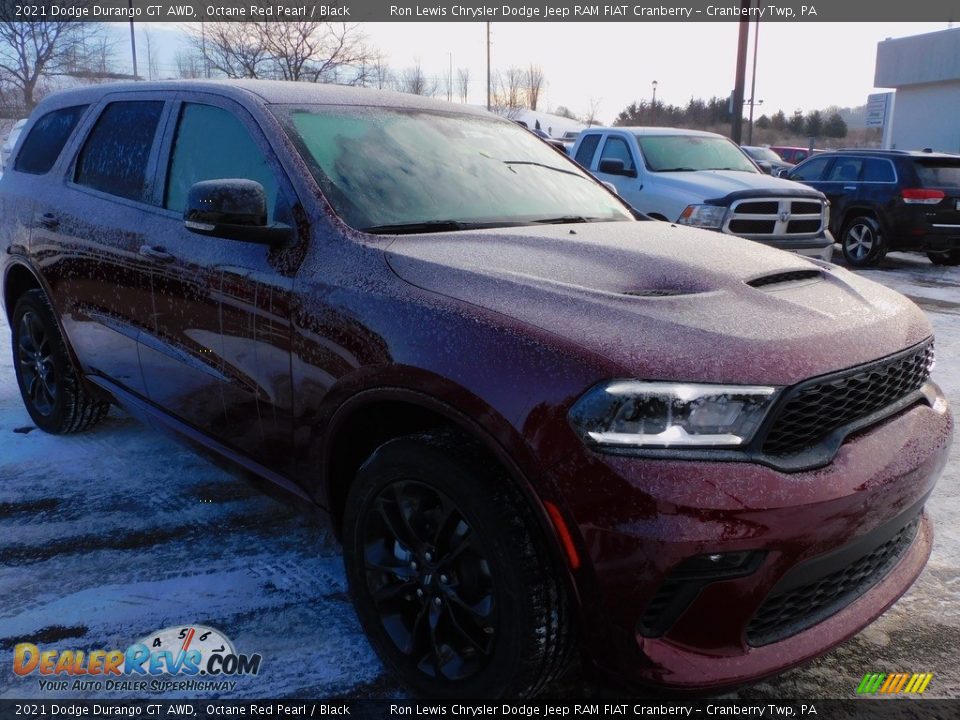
top-left (927, 250), bottom-right (960, 266)
top-left (11, 289), bottom-right (109, 434)
top-left (343, 431), bottom-right (572, 698)
top-left (841, 216), bottom-right (886, 267)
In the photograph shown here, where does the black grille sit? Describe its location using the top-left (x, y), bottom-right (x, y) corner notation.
top-left (729, 219), bottom-right (776, 234)
top-left (746, 517), bottom-right (920, 646)
top-left (788, 219), bottom-right (822, 234)
top-left (791, 201), bottom-right (823, 214)
top-left (762, 342), bottom-right (933, 456)
top-left (737, 201), bottom-right (780, 214)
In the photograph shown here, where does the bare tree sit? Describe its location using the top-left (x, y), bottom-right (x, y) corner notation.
top-left (525, 64), bottom-right (545, 110)
top-left (399, 62), bottom-right (436, 96)
top-left (371, 51), bottom-right (392, 90)
top-left (582, 97), bottom-right (602, 127)
top-left (175, 50), bottom-right (205, 80)
top-left (489, 69), bottom-right (524, 119)
top-left (0, 14), bottom-right (101, 110)
top-left (263, 22), bottom-right (373, 84)
top-left (456, 67), bottom-right (470, 103)
top-left (193, 21), bottom-right (270, 78)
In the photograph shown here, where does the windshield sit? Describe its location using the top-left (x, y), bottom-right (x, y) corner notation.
top-left (744, 146), bottom-right (782, 164)
top-left (636, 134), bottom-right (759, 173)
top-left (275, 105), bottom-right (633, 232)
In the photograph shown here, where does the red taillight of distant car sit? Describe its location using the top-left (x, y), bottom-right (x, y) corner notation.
top-left (902, 188), bottom-right (945, 204)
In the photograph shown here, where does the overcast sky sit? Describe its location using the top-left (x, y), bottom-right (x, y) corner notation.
top-left (139, 21), bottom-right (947, 124)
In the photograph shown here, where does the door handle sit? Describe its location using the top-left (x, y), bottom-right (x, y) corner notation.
top-left (138, 245), bottom-right (175, 263)
top-left (39, 213), bottom-right (59, 229)
top-left (843, 186), bottom-right (857, 190)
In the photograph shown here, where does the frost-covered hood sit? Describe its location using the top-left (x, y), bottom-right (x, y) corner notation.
top-left (384, 221), bottom-right (931, 387)
top-left (652, 169), bottom-right (821, 202)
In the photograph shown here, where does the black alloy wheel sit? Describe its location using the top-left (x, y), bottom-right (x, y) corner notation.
top-left (343, 431), bottom-right (572, 698)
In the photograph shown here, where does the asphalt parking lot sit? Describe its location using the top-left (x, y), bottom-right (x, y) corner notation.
top-left (0, 251), bottom-right (958, 700)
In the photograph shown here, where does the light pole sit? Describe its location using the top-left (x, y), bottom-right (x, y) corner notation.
top-left (651, 80), bottom-right (658, 123)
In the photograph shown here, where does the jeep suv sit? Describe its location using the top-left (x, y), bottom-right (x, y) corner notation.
top-left (0, 81), bottom-right (952, 697)
top-left (571, 127), bottom-right (834, 260)
top-left (786, 148), bottom-right (960, 267)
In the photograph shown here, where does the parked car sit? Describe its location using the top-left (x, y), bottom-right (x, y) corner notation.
top-left (571, 127), bottom-right (834, 260)
top-left (1, 81), bottom-right (952, 697)
top-left (770, 145), bottom-right (822, 164)
top-left (784, 148), bottom-right (960, 267)
top-left (0, 118), bottom-right (27, 173)
top-left (742, 144), bottom-right (794, 175)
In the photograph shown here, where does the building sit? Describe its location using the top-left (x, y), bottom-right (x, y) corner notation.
top-left (876, 27), bottom-right (960, 152)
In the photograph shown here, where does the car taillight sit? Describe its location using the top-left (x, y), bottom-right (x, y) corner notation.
top-left (902, 188), bottom-right (945, 204)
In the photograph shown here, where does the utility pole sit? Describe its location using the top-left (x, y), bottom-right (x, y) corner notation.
top-left (730, 0), bottom-right (751, 143)
top-left (128, 0), bottom-right (138, 79)
top-left (747, 17), bottom-right (760, 144)
top-left (486, 23), bottom-right (491, 111)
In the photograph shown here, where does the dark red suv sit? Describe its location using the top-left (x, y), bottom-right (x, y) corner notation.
top-left (0, 81), bottom-right (953, 697)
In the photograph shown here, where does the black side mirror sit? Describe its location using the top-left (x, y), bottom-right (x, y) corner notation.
top-left (756, 160), bottom-right (772, 174)
top-left (776, 168), bottom-right (792, 179)
top-left (184, 179), bottom-right (293, 246)
top-left (598, 158), bottom-right (637, 178)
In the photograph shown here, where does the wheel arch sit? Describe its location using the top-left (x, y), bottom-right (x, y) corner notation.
top-left (319, 386), bottom-right (582, 602)
top-left (2, 261), bottom-right (43, 324)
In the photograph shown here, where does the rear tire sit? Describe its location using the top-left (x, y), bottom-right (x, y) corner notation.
top-left (927, 250), bottom-right (960, 266)
top-left (11, 289), bottom-right (109, 434)
top-left (841, 216), bottom-right (886, 268)
top-left (342, 431), bottom-right (573, 698)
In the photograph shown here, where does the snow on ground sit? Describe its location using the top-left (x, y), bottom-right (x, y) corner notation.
top-left (0, 251), bottom-right (958, 700)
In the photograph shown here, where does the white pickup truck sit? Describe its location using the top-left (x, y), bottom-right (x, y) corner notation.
top-left (571, 127), bottom-right (834, 260)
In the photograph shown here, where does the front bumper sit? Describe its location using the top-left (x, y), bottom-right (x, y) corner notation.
top-left (558, 395), bottom-right (952, 691)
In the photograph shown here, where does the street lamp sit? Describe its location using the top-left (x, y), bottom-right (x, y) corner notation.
top-left (651, 80), bottom-right (658, 123)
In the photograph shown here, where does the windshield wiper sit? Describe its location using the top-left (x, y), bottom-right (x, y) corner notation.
top-left (656, 167), bottom-right (697, 172)
top-left (531, 216), bottom-right (615, 225)
top-left (502, 160), bottom-right (583, 178)
top-left (361, 220), bottom-right (474, 234)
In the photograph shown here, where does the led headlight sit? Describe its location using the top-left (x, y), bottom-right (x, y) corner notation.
top-left (569, 381), bottom-right (780, 448)
top-left (676, 204), bottom-right (727, 229)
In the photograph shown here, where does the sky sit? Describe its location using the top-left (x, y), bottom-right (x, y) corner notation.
top-left (131, 21), bottom-right (948, 125)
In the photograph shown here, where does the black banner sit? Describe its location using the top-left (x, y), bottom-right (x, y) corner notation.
top-left (1, 700), bottom-right (958, 720)
top-left (2, 1), bottom-right (960, 23)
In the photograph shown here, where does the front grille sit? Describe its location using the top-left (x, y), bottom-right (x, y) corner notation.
top-left (747, 517), bottom-right (920, 646)
top-left (724, 197), bottom-right (825, 238)
top-left (762, 342), bottom-right (933, 456)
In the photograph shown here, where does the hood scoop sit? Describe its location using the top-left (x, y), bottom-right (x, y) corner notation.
top-left (622, 288), bottom-right (697, 297)
top-left (747, 269), bottom-right (823, 290)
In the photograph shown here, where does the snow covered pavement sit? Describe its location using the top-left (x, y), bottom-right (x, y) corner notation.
top-left (1, 252), bottom-right (958, 699)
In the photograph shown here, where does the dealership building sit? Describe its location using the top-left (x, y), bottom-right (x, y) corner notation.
top-left (875, 27), bottom-right (960, 152)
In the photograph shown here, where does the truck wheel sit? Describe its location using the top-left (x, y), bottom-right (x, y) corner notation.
top-left (11, 289), bottom-right (109, 434)
top-left (927, 250), bottom-right (960, 266)
top-left (841, 216), bottom-right (886, 268)
top-left (342, 431), bottom-right (572, 698)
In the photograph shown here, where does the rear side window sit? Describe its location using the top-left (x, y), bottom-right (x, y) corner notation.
top-left (574, 134), bottom-right (601, 167)
top-left (14, 105), bottom-right (88, 175)
top-left (914, 161), bottom-right (960, 188)
top-left (165, 103), bottom-right (279, 220)
top-left (789, 156), bottom-right (831, 181)
top-left (75, 101), bottom-right (164, 202)
top-left (825, 158), bottom-right (863, 182)
top-left (862, 159), bottom-right (895, 183)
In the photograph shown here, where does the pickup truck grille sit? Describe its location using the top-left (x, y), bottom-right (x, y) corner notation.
top-left (725, 198), bottom-right (826, 238)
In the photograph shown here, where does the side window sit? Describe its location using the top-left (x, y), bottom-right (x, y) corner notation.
top-left (14, 105), bottom-right (88, 175)
top-left (789, 156), bottom-right (831, 182)
top-left (75, 101), bottom-right (164, 202)
top-left (863, 158), bottom-right (895, 182)
top-left (574, 134), bottom-right (601, 167)
top-left (825, 158), bottom-right (863, 182)
top-left (599, 136), bottom-right (635, 172)
top-left (165, 103), bottom-right (280, 221)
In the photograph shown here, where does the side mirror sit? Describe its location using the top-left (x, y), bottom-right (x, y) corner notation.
top-left (601, 181), bottom-right (620, 195)
top-left (776, 168), bottom-right (792, 179)
top-left (184, 179), bottom-right (293, 246)
top-left (756, 160), bottom-right (772, 174)
top-left (598, 158), bottom-right (637, 178)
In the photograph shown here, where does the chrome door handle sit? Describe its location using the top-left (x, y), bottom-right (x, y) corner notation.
top-left (138, 245), bottom-right (175, 263)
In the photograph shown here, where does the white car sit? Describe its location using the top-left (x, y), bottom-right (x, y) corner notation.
top-left (0, 118), bottom-right (27, 173)
top-left (571, 126), bottom-right (834, 260)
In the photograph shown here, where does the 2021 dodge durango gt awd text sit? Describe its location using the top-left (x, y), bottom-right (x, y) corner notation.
top-left (0, 81), bottom-right (953, 698)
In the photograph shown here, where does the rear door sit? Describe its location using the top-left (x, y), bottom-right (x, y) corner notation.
top-left (138, 93), bottom-right (300, 471)
top-left (31, 94), bottom-right (171, 397)
top-left (910, 157), bottom-right (960, 230)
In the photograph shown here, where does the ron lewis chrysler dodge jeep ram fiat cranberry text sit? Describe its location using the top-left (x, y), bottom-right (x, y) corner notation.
top-left (0, 81), bottom-right (952, 697)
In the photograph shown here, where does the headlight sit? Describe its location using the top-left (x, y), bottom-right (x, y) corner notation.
top-left (676, 204), bottom-right (727, 229)
top-left (569, 381), bottom-right (779, 449)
